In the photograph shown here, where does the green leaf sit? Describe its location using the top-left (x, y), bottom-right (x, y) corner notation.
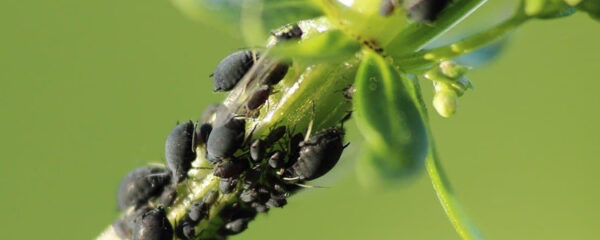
top-left (171, 0), bottom-right (323, 44)
top-left (353, 50), bottom-right (428, 184)
top-left (270, 30), bottom-right (361, 62)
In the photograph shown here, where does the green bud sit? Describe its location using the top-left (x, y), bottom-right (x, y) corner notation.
top-left (433, 81), bottom-right (458, 118)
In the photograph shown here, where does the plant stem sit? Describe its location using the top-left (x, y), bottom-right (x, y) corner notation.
top-left (426, 145), bottom-right (483, 240)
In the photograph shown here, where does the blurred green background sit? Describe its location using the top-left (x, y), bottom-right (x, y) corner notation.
top-left (1, 0), bottom-right (599, 239)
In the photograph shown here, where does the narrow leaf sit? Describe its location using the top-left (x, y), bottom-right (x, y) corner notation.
top-left (354, 50), bottom-right (428, 184)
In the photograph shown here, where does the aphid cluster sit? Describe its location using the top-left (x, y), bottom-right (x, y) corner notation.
top-left (112, 24), bottom-right (350, 239)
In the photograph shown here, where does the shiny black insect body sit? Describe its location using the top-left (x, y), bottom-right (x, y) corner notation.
top-left (245, 85), bottom-right (271, 110)
top-left (224, 218), bottom-right (249, 235)
top-left (291, 128), bottom-right (345, 181)
top-left (165, 121), bottom-right (196, 183)
top-left (286, 133), bottom-right (304, 168)
top-left (214, 158), bottom-right (248, 178)
top-left (249, 139), bottom-right (264, 162)
top-left (132, 206), bottom-right (173, 240)
top-left (219, 178), bottom-right (238, 194)
top-left (193, 123), bottom-right (212, 148)
top-left (268, 151), bottom-right (284, 169)
top-left (266, 196), bottom-right (287, 208)
top-left (406, 0), bottom-right (451, 22)
top-left (206, 117), bottom-right (245, 163)
top-left (240, 188), bottom-right (258, 203)
top-left (251, 202), bottom-right (269, 213)
top-left (262, 62), bottom-right (289, 86)
top-left (213, 50), bottom-right (256, 92)
top-left (117, 167), bottom-right (170, 210)
top-left (272, 24), bottom-right (303, 41)
top-left (264, 126), bottom-right (286, 146)
top-left (187, 202), bottom-right (209, 223)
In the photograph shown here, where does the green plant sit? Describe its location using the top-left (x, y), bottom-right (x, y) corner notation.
top-left (97, 0), bottom-right (600, 239)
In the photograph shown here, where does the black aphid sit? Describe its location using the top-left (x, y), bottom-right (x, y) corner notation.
top-left (240, 188), bottom-right (258, 203)
top-left (249, 139), bottom-right (264, 162)
top-left (206, 117), bottom-right (245, 163)
top-left (286, 133), bottom-right (304, 167)
top-left (224, 218), bottom-right (249, 235)
top-left (132, 206), bottom-right (173, 240)
top-left (268, 151), bottom-right (284, 169)
top-left (251, 202), bottom-right (269, 213)
top-left (290, 128), bottom-right (345, 181)
top-left (214, 158), bottom-right (248, 178)
top-left (117, 167), bottom-right (170, 210)
top-left (193, 123), bottom-right (212, 148)
top-left (219, 178), bottom-right (238, 194)
top-left (187, 202), bottom-right (209, 223)
top-left (165, 121), bottom-right (196, 183)
top-left (245, 85), bottom-right (271, 110)
top-left (272, 24), bottom-right (303, 41)
top-left (406, 0), bottom-right (452, 22)
top-left (266, 196), bottom-right (287, 208)
top-left (243, 166), bottom-right (263, 189)
top-left (220, 202), bottom-right (257, 222)
top-left (262, 62), bottom-right (289, 86)
top-left (213, 50), bottom-right (256, 92)
top-left (178, 221), bottom-right (196, 240)
top-left (264, 126), bottom-right (286, 146)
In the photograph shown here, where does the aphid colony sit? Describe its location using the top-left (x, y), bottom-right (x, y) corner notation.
top-left (112, 25), bottom-right (348, 240)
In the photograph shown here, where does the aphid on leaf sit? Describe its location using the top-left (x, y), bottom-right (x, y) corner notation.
top-left (224, 218), bottom-right (249, 235)
top-left (219, 178), bottom-right (238, 194)
top-left (117, 167), bottom-right (170, 210)
top-left (249, 139), bottom-right (264, 163)
top-left (193, 123), bottom-right (212, 148)
top-left (206, 117), bottom-right (246, 163)
top-left (290, 127), bottom-right (346, 181)
top-left (132, 206), bottom-right (173, 240)
top-left (214, 158), bottom-right (248, 178)
top-left (213, 50), bottom-right (257, 92)
top-left (268, 151), bottom-right (284, 169)
top-left (272, 23), bottom-right (303, 41)
top-left (165, 121), bottom-right (196, 183)
top-left (245, 85), bottom-right (272, 111)
top-left (262, 62), bottom-right (289, 86)
top-left (187, 201), bottom-right (209, 223)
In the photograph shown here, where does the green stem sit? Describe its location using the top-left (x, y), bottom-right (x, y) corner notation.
top-left (426, 145), bottom-right (482, 240)
top-left (396, 15), bottom-right (529, 72)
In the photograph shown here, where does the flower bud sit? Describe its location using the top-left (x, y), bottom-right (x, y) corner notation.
top-left (433, 82), bottom-right (458, 118)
